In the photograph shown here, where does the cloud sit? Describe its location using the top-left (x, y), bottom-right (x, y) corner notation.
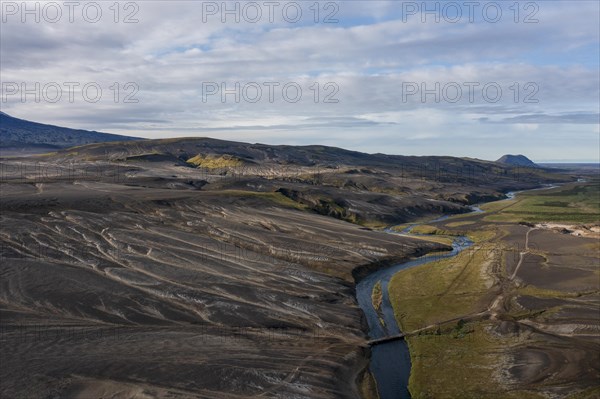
top-left (487, 113), bottom-right (599, 124)
top-left (1, 0), bottom-right (598, 161)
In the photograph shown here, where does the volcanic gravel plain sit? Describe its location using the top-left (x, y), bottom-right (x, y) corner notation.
top-left (0, 139), bottom-right (594, 398)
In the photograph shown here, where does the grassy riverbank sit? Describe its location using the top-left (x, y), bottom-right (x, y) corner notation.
top-left (387, 180), bottom-right (600, 398)
top-left (481, 182), bottom-right (600, 224)
top-left (388, 230), bottom-right (530, 398)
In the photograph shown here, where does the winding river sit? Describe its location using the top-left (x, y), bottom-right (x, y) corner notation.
top-left (356, 185), bottom-right (559, 398)
top-left (356, 226), bottom-right (473, 399)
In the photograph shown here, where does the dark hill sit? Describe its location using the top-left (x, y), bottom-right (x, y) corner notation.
top-left (0, 112), bottom-right (141, 154)
top-left (496, 154), bottom-right (538, 167)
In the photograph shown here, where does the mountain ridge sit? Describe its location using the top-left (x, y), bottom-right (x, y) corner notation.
top-left (0, 112), bottom-right (141, 154)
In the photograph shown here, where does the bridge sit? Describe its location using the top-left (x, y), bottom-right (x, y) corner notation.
top-left (367, 325), bottom-right (435, 346)
top-left (367, 312), bottom-right (489, 346)
top-left (367, 333), bottom-right (406, 346)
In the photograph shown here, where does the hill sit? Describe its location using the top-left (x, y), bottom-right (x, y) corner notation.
top-left (48, 137), bottom-right (556, 187)
top-left (32, 136), bottom-right (571, 225)
top-left (496, 154), bottom-right (538, 167)
top-left (0, 112), bottom-right (141, 155)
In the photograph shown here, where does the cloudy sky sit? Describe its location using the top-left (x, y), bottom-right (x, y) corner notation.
top-left (1, 1), bottom-right (598, 162)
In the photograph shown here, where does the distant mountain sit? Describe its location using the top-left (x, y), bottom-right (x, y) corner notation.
top-left (496, 154), bottom-right (538, 167)
top-left (0, 112), bottom-right (141, 154)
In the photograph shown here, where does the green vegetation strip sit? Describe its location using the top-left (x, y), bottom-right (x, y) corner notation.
top-left (482, 182), bottom-right (600, 224)
top-left (388, 233), bottom-right (542, 398)
top-left (385, 181), bottom-right (600, 398)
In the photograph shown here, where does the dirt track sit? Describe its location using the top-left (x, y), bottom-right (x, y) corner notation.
top-left (431, 197), bottom-right (600, 397)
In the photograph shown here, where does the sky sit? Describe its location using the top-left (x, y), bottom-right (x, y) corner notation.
top-left (1, 0), bottom-right (599, 162)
